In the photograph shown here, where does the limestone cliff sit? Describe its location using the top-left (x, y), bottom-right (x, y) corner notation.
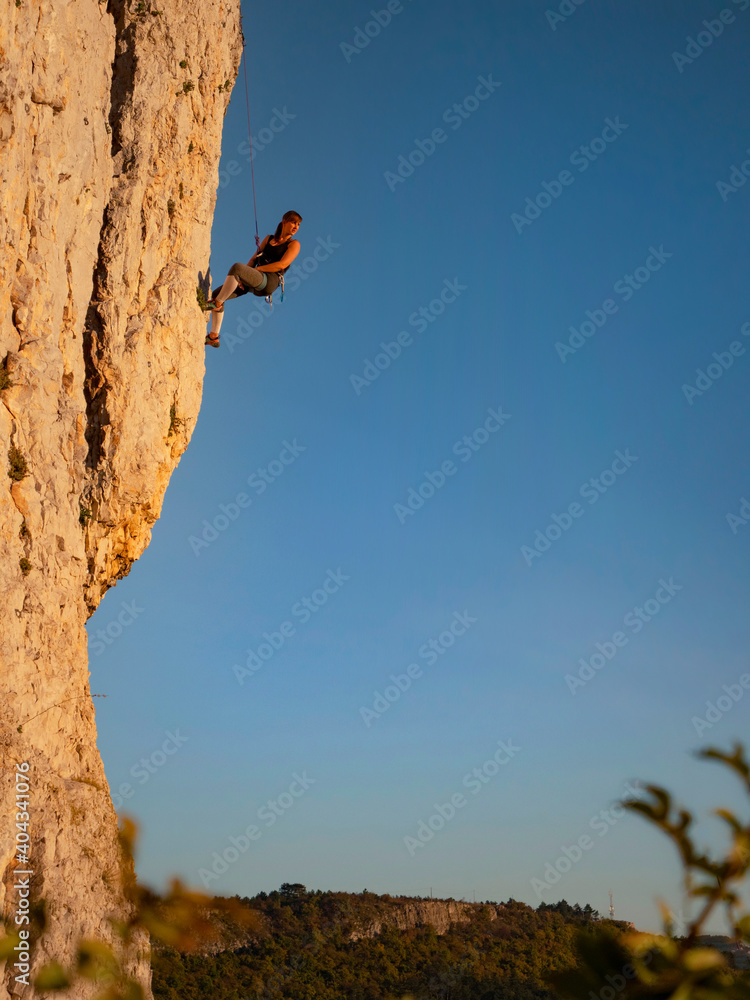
top-left (193, 897), bottom-right (495, 954)
top-left (347, 898), bottom-right (490, 941)
top-left (0, 0), bottom-right (241, 994)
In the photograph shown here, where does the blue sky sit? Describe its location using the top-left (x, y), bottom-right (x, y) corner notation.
top-left (90, 0), bottom-right (750, 931)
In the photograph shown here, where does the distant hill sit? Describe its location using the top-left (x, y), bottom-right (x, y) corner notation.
top-left (697, 936), bottom-right (750, 971)
top-left (152, 886), bottom-right (617, 1000)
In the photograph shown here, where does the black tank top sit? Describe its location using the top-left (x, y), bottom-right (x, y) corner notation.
top-left (255, 235), bottom-right (292, 273)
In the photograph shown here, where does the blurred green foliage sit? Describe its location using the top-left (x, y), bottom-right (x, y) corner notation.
top-left (549, 744), bottom-right (750, 1000)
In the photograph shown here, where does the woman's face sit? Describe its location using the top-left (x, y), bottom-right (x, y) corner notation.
top-left (282, 218), bottom-right (301, 237)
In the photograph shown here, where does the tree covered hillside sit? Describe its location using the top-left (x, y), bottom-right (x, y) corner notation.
top-left (152, 887), bottom-right (611, 1000)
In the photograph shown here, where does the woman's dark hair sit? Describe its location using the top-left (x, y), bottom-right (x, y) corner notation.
top-left (273, 210), bottom-right (302, 240)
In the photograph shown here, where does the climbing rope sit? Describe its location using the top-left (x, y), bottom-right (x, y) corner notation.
top-left (239, 11), bottom-right (261, 250)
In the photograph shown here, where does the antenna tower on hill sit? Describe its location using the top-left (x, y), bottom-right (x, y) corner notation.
top-left (609, 890), bottom-right (615, 919)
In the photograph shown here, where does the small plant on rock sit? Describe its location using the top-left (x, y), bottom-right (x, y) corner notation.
top-left (0, 356), bottom-right (13, 390)
top-left (8, 444), bottom-right (27, 481)
top-left (168, 404), bottom-right (182, 437)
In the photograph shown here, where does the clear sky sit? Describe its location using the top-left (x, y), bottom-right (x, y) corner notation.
top-left (89, 0), bottom-right (750, 932)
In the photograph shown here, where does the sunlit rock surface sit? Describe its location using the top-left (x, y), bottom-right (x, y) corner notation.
top-left (0, 0), bottom-right (241, 993)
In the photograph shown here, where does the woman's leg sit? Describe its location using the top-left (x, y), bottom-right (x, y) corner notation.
top-left (225, 262), bottom-right (267, 296)
top-left (209, 308), bottom-right (224, 339)
top-left (208, 264), bottom-right (267, 343)
top-left (214, 273), bottom-right (239, 305)
top-left (213, 263), bottom-right (267, 307)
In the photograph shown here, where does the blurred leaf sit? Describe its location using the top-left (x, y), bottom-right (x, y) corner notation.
top-left (139, 911), bottom-right (182, 948)
top-left (670, 981), bottom-right (697, 1000)
top-left (110, 918), bottom-right (131, 942)
top-left (119, 978), bottom-right (145, 1000)
top-left (623, 931), bottom-right (677, 959)
top-left (77, 939), bottom-right (119, 979)
top-left (715, 809), bottom-right (743, 833)
top-left (699, 745), bottom-right (750, 793)
top-left (34, 962), bottom-right (71, 990)
top-left (681, 948), bottom-right (726, 972)
top-left (118, 816), bottom-right (138, 863)
top-left (0, 929), bottom-right (21, 960)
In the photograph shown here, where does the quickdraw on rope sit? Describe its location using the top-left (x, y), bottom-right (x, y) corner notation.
top-left (239, 11), bottom-right (261, 251)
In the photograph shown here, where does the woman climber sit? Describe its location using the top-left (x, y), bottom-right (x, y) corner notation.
top-left (204, 210), bottom-right (302, 348)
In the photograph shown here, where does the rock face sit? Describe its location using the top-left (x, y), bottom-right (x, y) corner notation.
top-left (348, 899), bottom-right (489, 941)
top-left (0, 0), bottom-right (241, 994)
top-left (187, 897), bottom-right (494, 955)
